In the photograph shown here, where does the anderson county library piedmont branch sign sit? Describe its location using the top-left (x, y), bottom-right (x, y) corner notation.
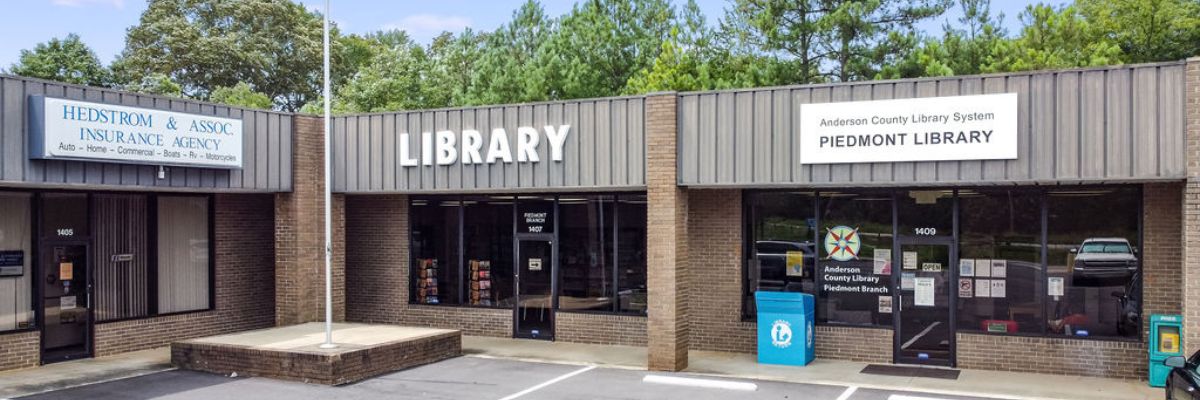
top-left (28, 96), bottom-right (244, 169)
top-left (799, 93), bottom-right (1018, 164)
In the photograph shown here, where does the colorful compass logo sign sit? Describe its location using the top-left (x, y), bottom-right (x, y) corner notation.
top-left (824, 225), bottom-right (861, 262)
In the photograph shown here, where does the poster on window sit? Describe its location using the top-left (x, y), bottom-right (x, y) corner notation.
top-left (975, 279), bottom-right (991, 297)
top-left (1048, 277), bottom-right (1065, 297)
top-left (60, 296), bottom-right (76, 310)
top-left (975, 259), bottom-right (992, 277)
top-left (878, 295), bottom-right (893, 313)
top-left (903, 251), bottom-right (918, 270)
top-left (914, 277), bottom-right (936, 306)
top-left (958, 278), bottom-right (974, 298)
top-left (873, 248), bottom-right (891, 275)
top-left (991, 259), bottom-right (1007, 278)
top-left (901, 272), bottom-right (915, 290)
top-left (990, 279), bottom-right (1006, 298)
top-left (786, 251), bottom-right (805, 277)
top-left (959, 258), bottom-right (975, 277)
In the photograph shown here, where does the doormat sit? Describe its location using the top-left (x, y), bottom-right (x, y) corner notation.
top-left (860, 364), bottom-right (960, 380)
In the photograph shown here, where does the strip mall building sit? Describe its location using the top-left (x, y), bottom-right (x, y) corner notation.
top-left (1, 58), bottom-right (1199, 380)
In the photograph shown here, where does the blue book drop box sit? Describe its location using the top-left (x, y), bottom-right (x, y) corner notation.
top-left (756, 291), bottom-right (815, 366)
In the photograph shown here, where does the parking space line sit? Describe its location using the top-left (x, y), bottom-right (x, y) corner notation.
top-left (496, 365), bottom-right (596, 400)
top-left (642, 375), bottom-right (757, 391)
top-left (835, 386), bottom-right (858, 400)
top-left (888, 395), bottom-right (953, 400)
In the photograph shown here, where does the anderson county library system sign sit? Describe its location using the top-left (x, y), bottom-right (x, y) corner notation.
top-left (28, 96), bottom-right (244, 169)
top-left (798, 93), bottom-right (1018, 164)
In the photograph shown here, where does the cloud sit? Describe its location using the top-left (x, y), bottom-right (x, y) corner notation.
top-left (384, 14), bottom-right (471, 35)
top-left (50, 0), bottom-right (125, 8)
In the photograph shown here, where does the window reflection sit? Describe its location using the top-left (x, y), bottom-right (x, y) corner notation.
top-left (958, 189), bottom-right (1043, 334)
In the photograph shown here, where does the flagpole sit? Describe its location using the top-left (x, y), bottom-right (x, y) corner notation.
top-left (319, 0), bottom-right (337, 350)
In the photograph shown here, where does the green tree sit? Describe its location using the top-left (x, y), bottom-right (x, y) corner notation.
top-left (464, 1), bottom-right (557, 105)
top-left (122, 72), bottom-right (183, 97)
top-left (9, 34), bottom-right (110, 86)
top-left (210, 82), bottom-right (274, 109)
top-left (820, 0), bottom-right (952, 82)
top-left (543, 0), bottom-right (676, 99)
top-left (1077, 0), bottom-right (1200, 63)
top-left (117, 0), bottom-right (329, 111)
top-left (989, 4), bottom-right (1122, 72)
top-left (879, 0), bottom-right (1009, 78)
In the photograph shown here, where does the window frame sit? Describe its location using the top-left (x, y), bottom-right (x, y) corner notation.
top-left (741, 185), bottom-right (1145, 342)
top-left (407, 193), bottom-right (649, 317)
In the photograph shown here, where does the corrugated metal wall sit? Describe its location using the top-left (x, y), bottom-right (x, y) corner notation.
top-left (92, 194), bottom-right (148, 322)
top-left (0, 75), bottom-right (292, 192)
top-left (331, 97), bottom-right (646, 193)
top-left (678, 62), bottom-right (1187, 187)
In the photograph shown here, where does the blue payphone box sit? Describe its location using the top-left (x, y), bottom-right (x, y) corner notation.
top-left (1150, 314), bottom-right (1184, 387)
top-left (755, 291), bottom-right (815, 366)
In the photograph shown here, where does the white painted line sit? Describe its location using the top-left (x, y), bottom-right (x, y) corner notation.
top-left (900, 321), bottom-right (941, 350)
top-left (497, 365), bottom-right (595, 400)
top-left (889, 394), bottom-right (953, 400)
top-left (835, 386), bottom-right (859, 400)
top-left (642, 375), bottom-right (758, 391)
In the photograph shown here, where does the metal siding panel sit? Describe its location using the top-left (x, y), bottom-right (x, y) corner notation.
top-left (485, 108), bottom-right (503, 188)
top-left (913, 81), bottom-right (939, 182)
top-left (716, 92), bottom-right (736, 184)
top-left (697, 94), bottom-right (717, 184)
top-left (792, 89), bottom-right (811, 184)
top-left (752, 90), bottom-right (772, 183)
top-left (417, 111), bottom-right (432, 189)
top-left (369, 114), bottom-right (383, 191)
top-left (958, 78), bottom-right (984, 182)
top-left (1007, 75), bottom-right (1033, 180)
top-left (631, 98), bottom-right (646, 186)
top-left (81, 88), bottom-right (106, 184)
top-left (1030, 74), bottom-right (1056, 180)
top-left (891, 82), bottom-right (917, 183)
top-left (594, 101), bottom-right (612, 187)
top-left (771, 90), bottom-right (790, 182)
top-left (563, 103), bottom-right (580, 187)
top-left (381, 114), bottom-right (395, 191)
top-left (346, 115), bottom-right (360, 191)
top-left (62, 86), bottom-right (86, 184)
top-left (935, 79), bottom-right (961, 181)
top-left (533, 105), bottom-right (550, 188)
top-left (256, 110), bottom-right (269, 188)
top-left (849, 85), bottom-right (872, 183)
top-left (609, 99), bottom-right (628, 187)
top-left (279, 114), bottom-right (292, 191)
top-left (234, 107), bottom-right (251, 189)
top-left (1160, 66), bottom-right (1186, 177)
top-left (981, 77), bottom-right (1009, 180)
top-left (40, 83), bottom-right (65, 184)
top-left (579, 102), bottom-right (595, 186)
top-left (808, 88), bottom-right (832, 183)
top-left (1055, 72), bottom-right (1080, 179)
top-left (332, 117), bottom-right (346, 192)
top-left (99, 91), bottom-right (121, 185)
top-left (1079, 70), bottom-right (1106, 179)
top-left (403, 113), bottom-right (419, 190)
top-left (679, 95), bottom-right (698, 184)
top-left (434, 111), bottom-right (450, 190)
top-left (548, 103), bottom-right (566, 187)
top-left (869, 84), bottom-right (894, 183)
top-left (118, 93), bottom-right (139, 186)
top-left (359, 114), bottom-right (372, 190)
top-left (1133, 67), bottom-right (1158, 177)
top-left (499, 107), bottom-right (515, 188)
top-left (735, 91), bottom-right (754, 183)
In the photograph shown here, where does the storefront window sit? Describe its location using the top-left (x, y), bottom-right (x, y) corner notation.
top-left (1046, 187), bottom-right (1141, 340)
top-left (958, 189), bottom-right (1043, 334)
top-left (817, 191), bottom-right (893, 327)
top-left (744, 192), bottom-right (817, 318)
top-left (463, 196), bottom-right (514, 308)
top-left (411, 197), bottom-right (461, 305)
top-left (157, 196), bottom-right (211, 314)
top-left (558, 195), bottom-right (615, 312)
top-left (0, 193), bottom-right (32, 332)
top-left (616, 195), bottom-right (647, 314)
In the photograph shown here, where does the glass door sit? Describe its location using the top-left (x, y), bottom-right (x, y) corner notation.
top-left (515, 238), bottom-right (554, 339)
top-left (41, 244), bottom-right (91, 363)
top-left (895, 238), bottom-right (955, 366)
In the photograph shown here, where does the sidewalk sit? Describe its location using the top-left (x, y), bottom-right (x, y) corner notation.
top-left (462, 336), bottom-right (1159, 400)
top-left (0, 347), bottom-right (173, 399)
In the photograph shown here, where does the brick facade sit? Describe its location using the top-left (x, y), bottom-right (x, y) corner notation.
top-left (645, 92), bottom-right (689, 371)
top-left (958, 334), bottom-right (1144, 379)
top-left (94, 194), bottom-right (276, 356)
top-left (1184, 57), bottom-right (1200, 355)
top-left (555, 312), bottom-right (647, 347)
top-left (0, 331), bottom-right (39, 371)
top-left (275, 115), bottom-right (344, 326)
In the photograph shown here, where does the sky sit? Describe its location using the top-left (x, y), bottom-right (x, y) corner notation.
top-left (0, 0), bottom-right (1069, 69)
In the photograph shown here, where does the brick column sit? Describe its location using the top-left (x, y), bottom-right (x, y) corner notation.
top-left (1185, 57), bottom-right (1200, 353)
top-left (646, 92), bottom-right (689, 371)
top-left (275, 115), bottom-right (345, 325)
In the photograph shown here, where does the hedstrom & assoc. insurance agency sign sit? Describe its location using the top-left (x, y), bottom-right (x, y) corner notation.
top-left (799, 93), bottom-right (1018, 164)
top-left (28, 96), bottom-right (243, 168)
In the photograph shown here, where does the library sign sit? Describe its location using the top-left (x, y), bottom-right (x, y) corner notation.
top-left (798, 93), bottom-right (1018, 164)
top-left (28, 96), bottom-right (243, 168)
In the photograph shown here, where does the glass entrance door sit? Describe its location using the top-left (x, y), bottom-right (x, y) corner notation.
top-left (895, 238), bottom-right (954, 366)
top-left (515, 238), bottom-right (554, 339)
top-left (41, 244), bottom-right (91, 363)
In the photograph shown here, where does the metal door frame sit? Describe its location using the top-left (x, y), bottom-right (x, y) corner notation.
top-left (37, 240), bottom-right (93, 364)
top-left (892, 234), bottom-right (957, 367)
top-left (512, 234), bottom-right (556, 340)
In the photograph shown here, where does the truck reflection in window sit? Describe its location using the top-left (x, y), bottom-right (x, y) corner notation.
top-left (1070, 237), bottom-right (1138, 287)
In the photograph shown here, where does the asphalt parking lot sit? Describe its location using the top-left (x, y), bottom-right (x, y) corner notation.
top-left (15, 356), bottom-right (1006, 400)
